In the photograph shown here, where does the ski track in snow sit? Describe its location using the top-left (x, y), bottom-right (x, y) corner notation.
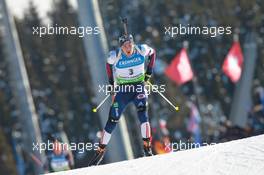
top-left (47, 134), bottom-right (264, 175)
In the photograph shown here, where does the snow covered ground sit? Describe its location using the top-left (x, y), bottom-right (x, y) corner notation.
top-left (47, 134), bottom-right (264, 175)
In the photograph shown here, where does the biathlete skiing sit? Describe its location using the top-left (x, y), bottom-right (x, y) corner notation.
top-left (89, 18), bottom-right (156, 166)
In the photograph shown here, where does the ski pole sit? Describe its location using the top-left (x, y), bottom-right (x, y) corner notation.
top-left (92, 94), bottom-right (111, 113)
top-left (121, 17), bottom-right (128, 36)
top-left (147, 81), bottom-right (179, 111)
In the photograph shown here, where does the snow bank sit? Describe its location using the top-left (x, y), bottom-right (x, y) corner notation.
top-left (47, 134), bottom-right (264, 175)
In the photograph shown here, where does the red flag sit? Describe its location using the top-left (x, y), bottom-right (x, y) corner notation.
top-left (222, 41), bottom-right (244, 83)
top-left (165, 48), bottom-right (193, 85)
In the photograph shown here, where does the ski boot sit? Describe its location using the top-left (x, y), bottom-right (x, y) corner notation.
top-left (143, 138), bottom-right (153, 157)
top-left (88, 144), bottom-right (106, 166)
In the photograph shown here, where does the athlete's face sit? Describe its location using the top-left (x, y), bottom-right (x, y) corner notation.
top-left (121, 41), bottom-right (133, 56)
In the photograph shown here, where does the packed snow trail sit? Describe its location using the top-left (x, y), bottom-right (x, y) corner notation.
top-left (47, 134), bottom-right (264, 175)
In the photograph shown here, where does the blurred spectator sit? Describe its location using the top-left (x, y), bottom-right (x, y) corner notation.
top-left (45, 134), bottom-right (74, 173)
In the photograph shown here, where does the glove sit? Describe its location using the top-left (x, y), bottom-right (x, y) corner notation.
top-left (144, 73), bottom-right (151, 82)
top-left (107, 85), bottom-right (115, 95)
